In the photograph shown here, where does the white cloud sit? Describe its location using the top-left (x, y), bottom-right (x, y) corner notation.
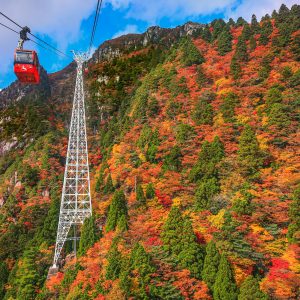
top-left (107, 0), bottom-right (236, 23)
top-left (226, 0), bottom-right (296, 21)
top-left (106, 0), bottom-right (296, 23)
top-left (112, 24), bottom-right (139, 38)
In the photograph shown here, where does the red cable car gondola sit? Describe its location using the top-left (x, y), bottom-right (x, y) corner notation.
top-left (13, 26), bottom-right (40, 84)
top-left (14, 49), bottom-right (40, 84)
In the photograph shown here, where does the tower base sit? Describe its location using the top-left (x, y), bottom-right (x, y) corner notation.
top-left (47, 265), bottom-right (59, 279)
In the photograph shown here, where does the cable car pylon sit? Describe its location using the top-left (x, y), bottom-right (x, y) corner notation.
top-left (49, 51), bottom-right (92, 276)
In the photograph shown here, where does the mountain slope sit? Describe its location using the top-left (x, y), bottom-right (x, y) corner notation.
top-left (0, 4), bottom-right (300, 300)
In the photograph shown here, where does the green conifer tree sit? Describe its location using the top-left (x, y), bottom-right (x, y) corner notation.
top-left (202, 241), bottom-right (220, 290)
top-left (181, 38), bottom-right (205, 66)
top-left (238, 276), bottom-right (268, 300)
top-left (220, 92), bottom-right (239, 122)
top-left (195, 177), bottom-right (220, 210)
top-left (161, 206), bottom-right (185, 255)
top-left (192, 98), bottom-right (214, 125)
top-left (0, 261), bottom-right (8, 299)
top-left (213, 255), bottom-right (237, 300)
top-left (190, 136), bottom-right (224, 182)
top-left (287, 185), bottom-right (300, 243)
top-left (249, 36), bottom-right (257, 51)
top-left (217, 27), bottom-right (233, 55)
top-left (103, 174), bottom-right (115, 194)
top-left (163, 145), bottom-right (183, 172)
top-left (236, 17), bottom-right (247, 27)
top-left (230, 56), bottom-right (242, 80)
top-left (78, 215), bottom-right (98, 256)
top-left (178, 217), bottom-right (204, 279)
top-left (106, 239), bottom-right (122, 280)
top-left (238, 125), bottom-right (263, 177)
top-left (251, 14), bottom-right (260, 33)
top-left (241, 24), bottom-right (252, 40)
top-left (15, 247), bottom-right (39, 300)
top-left (136, 184), bottom-right (146, 206)
top-left (234, 37), bottom-right (248, 62)
top-left (106, 190), bottom-right (128, 232)
top-left (145, 183), bottom-right (155, 199)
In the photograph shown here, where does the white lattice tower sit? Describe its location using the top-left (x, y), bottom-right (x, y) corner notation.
top-left (52, 52), bottom-right (92, 268)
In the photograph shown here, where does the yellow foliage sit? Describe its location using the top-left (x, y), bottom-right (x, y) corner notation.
top-left (217, 88), bottom-right (232, 95)
top-left (250, 223), bottom-right (274, 246)
top-left (213, 112), bottom-right (225, 127)
top-left (236, 114), bottom-right (250, 124)
top-left (264, 238), bottom-right (287, 256)
top-left (257, 134), bottom-right (269, 151)
top-left (261, 115), bottom-right (269, 127)
top-left (208, 209), bottom-right (225, 229)
top-left (282, 247), bottom-right (300, 273)
top-left (215, 78), bottom-right (231, 88)
top-left (138, 153), bottom-right (146, 162)
top-left (172, 197), bottom-right (181, 206)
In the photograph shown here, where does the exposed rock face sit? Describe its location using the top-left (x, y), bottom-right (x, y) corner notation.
top-left (0, 139), bottom-right (18, 156)
top-left (0, 67), bottom-right (50, 109)
top-left (91, 21), bottom-right (204, 63)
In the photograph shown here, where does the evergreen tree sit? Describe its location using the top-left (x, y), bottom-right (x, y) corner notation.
top-left (106, 239), bottom-right (122, 280)
top-left (220, 92), bottom-right (239, 122)
top-left (202, 241), bottom-right (220, 290)
top-left (38, 187), bottom-right (60, 244)
top-left (106, 190), bottom-right (128, 232)
top-left (228, 18), bottom-right (235, 27)
top-left (136, 184), bottom-right (146, 206)
top-left (249, 36), bottom-right (257, 51)
top-left (230, 56), bottom-right (242, 80)
top-left (212, 19), bottom-right (226, 40)
top-left (259, 54), bottom-right (273, 80)
top-left (259, 19), bottom-right (272, 45)
top-left (148, 97), bottom-right (160, 117)
top-left (201, 25), bottom-right (212, 42)
top-left (0, 261), bottom-right (8, 299)
top-left (192, 97), bottom-right (214, 125)
top-left (146, 183), bottom-right (155, 199)
top-left (163, 145), bottom-right (183, 172)
top-left (234, 37), bottom-right (248, 62)
top-left (238, 276), bottom-right (268, 300)
top-left (103, 174), bottom-right (115, 194)
top-left (195, 177), bottom-right (220, 210)
top-left (190, 136), bottom-right (224, 182)
top-left (236, 17), bottom-right (247, 27)
top-left (251, 14), bottom-right (260, 33)
top-left (95, 171), bottom-right (104, 193)
top-left (287, 185), bottom-right (300, 243)
top-left (217, 27), bottom-right (233, 55)
top-left (131, 243), bottom-right (155, 297)
top-left (213, 255), bottom-right (237, 300)
top-left (78, 215), bottom-right (98, 256)
top-left (241, 24), bottom-right (252, 40)
top-left (15, 247), bottom-right (39, 300)
top-left (161, 206), bottom-right (185, 255)
top-left (181, 38), bottom-right (205, 67)
top-left (178, 217), bottom-right (205, 279)
top-left (267, 103), bottom-right (290, 130)
top-left (238, 125), bottom-right (263, 177)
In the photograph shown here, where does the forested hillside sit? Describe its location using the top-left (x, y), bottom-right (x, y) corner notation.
top-left (0, 4), bottom-right (299, 300)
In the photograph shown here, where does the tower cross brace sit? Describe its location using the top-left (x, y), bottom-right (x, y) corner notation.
top-left (52, 52), bottom-right (92, 268)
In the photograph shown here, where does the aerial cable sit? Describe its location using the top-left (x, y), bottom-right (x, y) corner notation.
top-left (0, 22), bottom-right (68, 59)
top-left (0, 21), bottom-right (19, 34)
top-left (88, 0), bottom-right (103, 56)
top-left (0, 11), bottom-right (71, 59)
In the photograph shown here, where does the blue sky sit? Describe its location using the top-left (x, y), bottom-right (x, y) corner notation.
top-left (0, 0), bottom-right (296, 89)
